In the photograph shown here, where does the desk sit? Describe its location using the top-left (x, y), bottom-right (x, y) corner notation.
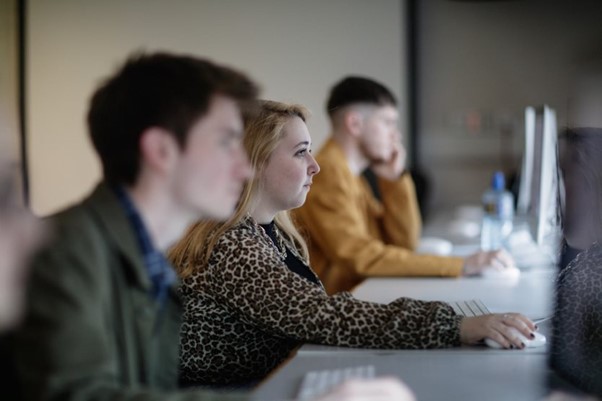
top-left (252, 351), bottom-right (550, 401)
top-left (252, 270), bottom-right (559, 400)
top-left (352, 269), bottom-right (555, 319)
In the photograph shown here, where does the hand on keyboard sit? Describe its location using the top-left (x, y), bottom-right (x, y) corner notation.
top-left (459, 312), bottom-right (537, 349)
top-left (313, 377), bottom-right (416, 401)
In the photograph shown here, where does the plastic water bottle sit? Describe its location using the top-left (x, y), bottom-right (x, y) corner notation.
top-left (480, 171), bottom-right (514, 251)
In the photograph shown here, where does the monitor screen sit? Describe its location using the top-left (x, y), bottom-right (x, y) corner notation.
top-left (517, 105), bottom-right (562, 247)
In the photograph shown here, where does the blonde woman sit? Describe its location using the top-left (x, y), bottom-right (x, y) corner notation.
top-left (169, 100), bottom-right (536, 388)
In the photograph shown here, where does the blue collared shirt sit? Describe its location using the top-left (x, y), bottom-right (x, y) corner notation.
top-left (113, 186), bottom-right (177, 305)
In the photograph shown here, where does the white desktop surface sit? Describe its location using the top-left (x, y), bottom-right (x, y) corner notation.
top-left (252, 352), bottom-right (550, 401)
top-left (352, 269), bottom-right (556, 320)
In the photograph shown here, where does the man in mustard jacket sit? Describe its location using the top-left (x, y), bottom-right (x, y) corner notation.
top-left (11, 53), bottom-right (257, 401)
top-left (294, 76), bottom-right (514, 294)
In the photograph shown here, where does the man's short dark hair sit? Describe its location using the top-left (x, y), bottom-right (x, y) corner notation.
top-left (326, 76), bottom-right (397, 117)
top-left (88, 52), bottom-right (259, 185)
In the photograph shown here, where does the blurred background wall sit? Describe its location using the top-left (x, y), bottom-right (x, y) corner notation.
top-left (417, 0), bottom-right (602, 211)
top-left (0, 0), bottom-right (19, 157)
top-left (25, 0), bottom-right (406, 215)
top-left (3, 0), bottom-right (602, 218)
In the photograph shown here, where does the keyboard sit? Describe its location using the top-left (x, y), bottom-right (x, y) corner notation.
top-left (296, 365), bottom-right (376, 400)
top-left (449, 299), bottom-right (490, 317)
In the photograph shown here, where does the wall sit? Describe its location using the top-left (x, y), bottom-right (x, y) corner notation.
top-left (0, 0), bottom-right (19, 155)
top-left (27, 0), bottom-right (406, 215)
top-left (418, 0), bottom-right (602, 212)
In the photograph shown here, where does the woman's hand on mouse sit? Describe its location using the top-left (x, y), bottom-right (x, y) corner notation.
top-left (459, 312), bottom-right (536, 349)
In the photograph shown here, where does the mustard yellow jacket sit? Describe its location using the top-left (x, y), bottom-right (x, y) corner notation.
top-left (294, 139), bottom-right (463, 294)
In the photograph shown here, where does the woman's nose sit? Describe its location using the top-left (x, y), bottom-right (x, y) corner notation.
top-left (308, 154), bottom-right (320, 175)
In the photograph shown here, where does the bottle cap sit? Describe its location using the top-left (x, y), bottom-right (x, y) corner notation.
top-left (492, 171), bottom-right (505, 191)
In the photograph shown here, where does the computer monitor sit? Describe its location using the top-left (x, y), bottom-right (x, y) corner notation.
top-left (516, 105), bottom-right (561, 247)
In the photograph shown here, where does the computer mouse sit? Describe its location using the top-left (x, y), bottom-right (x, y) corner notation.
top-left (484, 329), bottom-right (546, 349)
top-left (480, 266), bottom-right (521, 279)
top-left (416, 237), bottom-right (453, 256)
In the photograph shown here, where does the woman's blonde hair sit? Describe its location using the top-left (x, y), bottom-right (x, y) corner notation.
top-left (169, 100), bottom-right (311, 278)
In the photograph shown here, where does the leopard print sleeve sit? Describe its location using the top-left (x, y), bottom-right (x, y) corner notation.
top-left (196, 220), bottom-right (461, 350)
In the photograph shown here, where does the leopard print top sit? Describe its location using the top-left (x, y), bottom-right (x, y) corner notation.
top-left (179, 216), bottom-right (462, 387)
top-left (551, 242), bottom-right (602, 395)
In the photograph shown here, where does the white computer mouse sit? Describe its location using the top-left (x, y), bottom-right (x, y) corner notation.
top-left (480, 266), bottom-right (521, 279)
top-left (416, 237), bottom-right (453, 256)
top-left (484, 329), bottom-right (546, 349)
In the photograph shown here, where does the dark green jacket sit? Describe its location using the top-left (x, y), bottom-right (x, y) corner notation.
top-left (14, 183), bottom-right (246, 401)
